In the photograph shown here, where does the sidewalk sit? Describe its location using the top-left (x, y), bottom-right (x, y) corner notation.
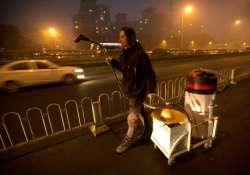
top-left (0, 79), bottom-right (250, 175)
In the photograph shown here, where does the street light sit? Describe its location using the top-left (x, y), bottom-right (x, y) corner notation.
top-left (45, 27), bottom-right (59, 49)
top-left (208, 41), bottom-right (213, 49)
top-left (47, 27), bottom-right (58, 38)
top-left (189, 40), bottom-right (195, 49)
top-left (234, 20), bottom-right (241, 26)
top-left (184, 5), bottom-right (193, 15)
top-left (242, 42), bottom-right (247, 48)
top-left (181, 5), bottom-right (193, 49)
top-left (160, 40), bottom-right (167, 49)
top-left (231, 19), bottom-right (243, 43)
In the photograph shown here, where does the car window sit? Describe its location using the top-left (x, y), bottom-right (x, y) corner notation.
top-left (11, 62), bottom-right (30, 70)
top-left (36, 62), bottom-right (50, 69)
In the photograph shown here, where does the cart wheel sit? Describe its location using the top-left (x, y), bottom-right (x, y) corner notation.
top-left (168, 158), bottom-right (176, 166)
top-left (153, 144), bottom-right (158, 150)
top-left (204, 142), bottom-right (212, 150)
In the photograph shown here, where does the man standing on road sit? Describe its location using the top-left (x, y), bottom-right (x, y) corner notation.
top-left (107, 27), bottom-right (157, 154)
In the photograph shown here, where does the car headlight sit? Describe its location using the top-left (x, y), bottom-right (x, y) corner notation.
top-left (77, 75), bottom-right (85, 79)
top-left (75, 68), bottom-right (84, 73)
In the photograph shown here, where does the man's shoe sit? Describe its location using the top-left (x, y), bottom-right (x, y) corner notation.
top-left (116, 135), bottom-right (134, 154)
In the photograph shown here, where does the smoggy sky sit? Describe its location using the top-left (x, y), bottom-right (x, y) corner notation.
top-left (1, 0), bottom-right (250, 40)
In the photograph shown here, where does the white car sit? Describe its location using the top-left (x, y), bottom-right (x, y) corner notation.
top-left (0, 59), bottom-right (85, 92)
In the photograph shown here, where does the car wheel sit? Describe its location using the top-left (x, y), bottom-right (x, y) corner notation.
top-left (63, 74), bottom-right (76, 84)
top-left (5, 81), bottom-right (20, 93)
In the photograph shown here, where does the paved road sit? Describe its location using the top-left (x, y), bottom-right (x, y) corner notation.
top-left (0, 77), bottom-right (249, 175)
top-left (1, 54), bottom-right (250, 117)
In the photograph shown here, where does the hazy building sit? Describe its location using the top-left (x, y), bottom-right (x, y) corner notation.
top-left (135, 7), bottom-right (169, 49)
top-left (73, 0), bottom-right (175, 49)
top-left (73, 0), bottom-right (112, 48)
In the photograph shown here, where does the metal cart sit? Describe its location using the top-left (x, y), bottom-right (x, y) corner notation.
top-left (144, 77), bottom-right (219, 166)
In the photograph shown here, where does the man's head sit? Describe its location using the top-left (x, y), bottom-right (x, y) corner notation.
top-left (119, 27), bottom-right (136, 49)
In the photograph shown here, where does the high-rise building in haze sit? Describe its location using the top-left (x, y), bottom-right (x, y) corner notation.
top-left (73, 0), bottom-right (185, 49)
top-left (73, 0), bottom-right (112, 48)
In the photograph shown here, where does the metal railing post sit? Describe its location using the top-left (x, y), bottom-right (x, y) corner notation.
top-left (89, 101), bottom-right (110, 137)
top-left (230, 68), bottom-right (237, 85)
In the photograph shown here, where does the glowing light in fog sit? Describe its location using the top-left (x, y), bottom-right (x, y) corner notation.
top-left (184, 5), bottom-right (193, 15)
top-left (48, 28), bottom-right (58, 37)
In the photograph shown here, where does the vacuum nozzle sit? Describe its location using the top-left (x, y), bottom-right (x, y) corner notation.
top-left (75, 34), bottom-right (91, 43)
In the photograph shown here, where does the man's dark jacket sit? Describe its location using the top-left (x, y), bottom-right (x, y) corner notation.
top-left (110, 42), bottom-right (156, 100)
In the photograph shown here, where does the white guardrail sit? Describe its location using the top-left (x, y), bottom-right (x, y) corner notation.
top-left (0, 67), bottom-right (249, 156)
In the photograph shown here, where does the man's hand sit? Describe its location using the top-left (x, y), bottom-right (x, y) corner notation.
top-left (146, 93), bottom-right (156, 98)
top-left (106, 57), bottom-right (113, 65)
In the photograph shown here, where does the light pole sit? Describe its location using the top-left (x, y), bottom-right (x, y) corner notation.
top-left (47, 27), bottom-right (59, 50)
top-left (181, 5), bottom-right (193, 49)
top-left (232, 19), bottom-right (242, 45)
top-left (208, 41), bottom-right (213, 49)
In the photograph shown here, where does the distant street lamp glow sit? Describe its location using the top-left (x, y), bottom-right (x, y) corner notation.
top-left (181, 5), bottom-right (194, 49)
top-left (184, 5), bottom-right (193, 15)
top-left (160, 40), bottom-right (167, 48)
top-left (43, 27), bottom-right (59, 49)
top-left (189, 40), bottom-right (195, 49)
top-left (234, 20), bottom-right (241, 26)
top-left (48, 28), bottom-right (58, 37)
top-left (162, 40), bottom-right (167, 44)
